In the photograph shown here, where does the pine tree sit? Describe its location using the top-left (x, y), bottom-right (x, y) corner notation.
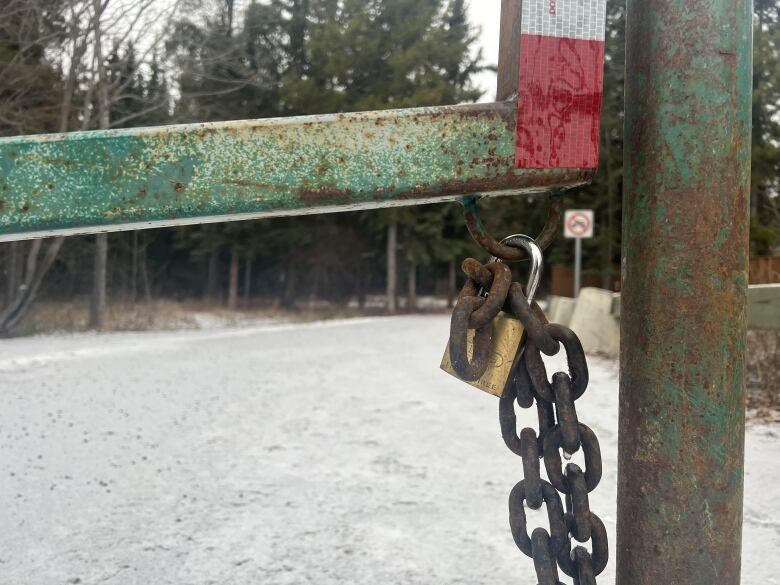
top-left (751, 0), bottom-right (780, 254)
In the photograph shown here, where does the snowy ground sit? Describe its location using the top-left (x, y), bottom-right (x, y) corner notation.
top-left (0, 315), bottom-right (777, 585)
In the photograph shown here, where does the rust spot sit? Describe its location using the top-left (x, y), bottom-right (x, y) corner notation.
top-left (21, 202), bottom-right (30, 212)
top-left (174, 182), bottom-right (186, 192)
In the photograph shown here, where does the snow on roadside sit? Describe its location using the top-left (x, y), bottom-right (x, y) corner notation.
top-left (0, 316), bottom-right (776, 585)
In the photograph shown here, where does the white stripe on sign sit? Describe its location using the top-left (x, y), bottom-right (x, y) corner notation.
top-left (521, 0), bottom-right (607, 41)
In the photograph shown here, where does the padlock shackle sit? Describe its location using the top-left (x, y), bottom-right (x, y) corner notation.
top-left (491, 234), bottom-right (543, 305)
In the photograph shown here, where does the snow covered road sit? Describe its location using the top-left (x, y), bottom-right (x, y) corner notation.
top-left (0, 316), bottom-right (777, 585)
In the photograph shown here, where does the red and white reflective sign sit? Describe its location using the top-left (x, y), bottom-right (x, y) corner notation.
top-left (516, 0), bottom-right (607, 170)
top-left (564, 209), bottom-right (595, 239)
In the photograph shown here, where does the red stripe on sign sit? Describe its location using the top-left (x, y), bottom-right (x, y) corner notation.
top-left (516, 35), bottom-right (605, 169)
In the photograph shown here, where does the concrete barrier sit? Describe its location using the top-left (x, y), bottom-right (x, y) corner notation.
top-left (568, 288), bottom-right (621, 357)
top-left (544, 284), bottom-right (779, 360)
top-left (748, 284), bottom-right (780, 330)
top-left (612, 283), bottom-right (780, 330)
top-left (546, 296), bottom-right (577, 327)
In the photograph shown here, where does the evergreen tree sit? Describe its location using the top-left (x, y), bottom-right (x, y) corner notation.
top-left (0, 0), bottom-right (66, 136)
top-left (170, 0), bottom-right (485, 308)
top-left (751, 0), bottom-right (780, 254)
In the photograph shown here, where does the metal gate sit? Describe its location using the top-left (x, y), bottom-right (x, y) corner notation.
top-left (0, 1), bottom-right (753, 583)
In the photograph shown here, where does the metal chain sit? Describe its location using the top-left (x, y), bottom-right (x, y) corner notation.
top-left (461, 192), bottom-right (565, 262)
top-left (451, 257), bottom-right (609, 584)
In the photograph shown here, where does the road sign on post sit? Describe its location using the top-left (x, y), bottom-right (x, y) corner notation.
top-left (564, 209), bottom-right (594, 297)
top-left (564, 209), bottom-right (595, 239)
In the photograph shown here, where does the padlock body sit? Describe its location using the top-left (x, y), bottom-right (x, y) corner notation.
top-left (441, 311), bottom-right (525, 397)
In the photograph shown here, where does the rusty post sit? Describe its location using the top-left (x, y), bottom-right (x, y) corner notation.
top-left (617, 1), bottom-right (752, 584)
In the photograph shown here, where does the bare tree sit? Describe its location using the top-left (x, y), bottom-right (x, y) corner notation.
top-left (88, 0), bottom-right (110, 329)
top-left (82, 0), bottom-right (182, 328)
top-left (0, 1), bottom-right (87, 335)
top-left (227, 245), bottom-right (239, 310)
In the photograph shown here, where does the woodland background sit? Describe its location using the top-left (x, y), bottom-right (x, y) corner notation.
top-left (0, 0), bottom-right (778, 334)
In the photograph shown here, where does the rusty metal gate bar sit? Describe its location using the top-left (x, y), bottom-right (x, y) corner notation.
top-left (0, 103), bottom-right (591, 241)
top-left (617, 1), bottom-right (752, 584)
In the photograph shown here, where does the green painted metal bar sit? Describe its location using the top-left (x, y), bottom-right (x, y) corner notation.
top-left (0, 102), bottom-right (591, 241)
top-left (618, 1), bottom-right (752, 584)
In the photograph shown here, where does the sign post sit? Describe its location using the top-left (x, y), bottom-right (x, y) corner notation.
top-left (564, 209), bottom-right (595, 297)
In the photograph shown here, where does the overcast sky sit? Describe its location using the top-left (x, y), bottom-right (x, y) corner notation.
top-left (467, 1), bottom-right (502, 102)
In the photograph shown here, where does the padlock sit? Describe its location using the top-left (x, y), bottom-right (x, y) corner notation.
top-left (440, 234), bottom-right (543, 398)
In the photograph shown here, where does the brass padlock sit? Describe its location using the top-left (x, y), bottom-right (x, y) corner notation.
top-left (441, 234), bottom-right (543, 398)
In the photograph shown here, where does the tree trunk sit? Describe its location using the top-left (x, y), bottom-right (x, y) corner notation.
top-left (386, 222), bottom-right (397, 314)
top-left (0, 4), bottom-right (82, 333)
top-left (139, 237), bottom-right (152, 303)
top-left (89, 0), bottom-right (110, 329)
top-left (356, 261), bottom-right (367, 309)
top-left (281, 264), bottom-right (297, 309)
top-left (90, 234), bottom-right (108, 329)
top-left (243, 256), bottom-right (252, 307)
top-left (407, 261), bottom-right (417, 312)
top-left (447, 258), bottom-right (457, 308)
top-left (131, 231), bottom-right (138, 303)
top-left (205, 250), bottom-right (219, 301)
top-left (228, 246), bottom-right (239, 310)
top-left (0, 238), bottom-right (65, 335)
top-left (7, 241), bottom-right (21, 305)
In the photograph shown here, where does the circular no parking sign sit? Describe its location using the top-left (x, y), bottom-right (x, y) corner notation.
top-left (564, 210), bottom-right (595, 239)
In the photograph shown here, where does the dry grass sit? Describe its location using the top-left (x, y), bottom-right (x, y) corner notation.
top-left (15, 298), bottom-right (401, 337)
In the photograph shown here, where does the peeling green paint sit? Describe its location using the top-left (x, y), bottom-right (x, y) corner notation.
top-left (618, 1), bottom-right (752, 584)
top-left (0, 102), bottom-right (591, 241)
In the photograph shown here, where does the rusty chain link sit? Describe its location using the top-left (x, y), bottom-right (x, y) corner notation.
top-left (449, 254), bottom-right (609, 584)
top-left (461, 193), bottom-right (565, 262)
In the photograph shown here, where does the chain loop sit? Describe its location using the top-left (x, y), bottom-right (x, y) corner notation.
top-left (572, 547), bottom-right (597, 585)
top-left (508, 352), bottom-right (535, 407)
top-left (552, 373), bottom-right (581, 455)
top-left (460, 258), bottom-right (493, 291)
top-left (556, 513), bottom-right (609, 578)
top-left (508, 480), bottom-right (568, 557)
top-left (520, 428), bottom-right (543, 509)
top-left (461, 193), bottom-right (565, 262)
top-left (500, 386), bottom-right (524, 455)
top-left (507, 283), bottom-right (559, 355)
top-left (525, 324), bottom-right (589, 402)
top-left (564, 464), bottom-right (592, 542)
top-left (465, 262), bottom-right (513, 328)
top-left (531, 529), bottom-right (566, 585)
top-left (448, 297), bottom-right (493, 381)
top-left (543, 424), bottom-right (603, 494)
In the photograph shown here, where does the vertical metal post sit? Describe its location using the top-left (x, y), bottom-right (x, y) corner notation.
top-left (617, 1), bottom-right (752, 584)
top-left (574, 238), bottom-right (582, 298)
